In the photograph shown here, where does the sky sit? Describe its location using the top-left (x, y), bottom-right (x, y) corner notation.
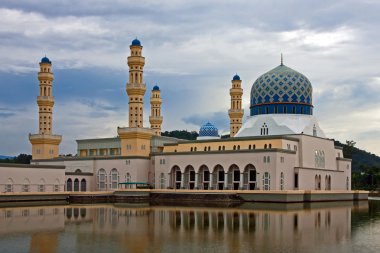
top-left (0, 0), bottom-right (380, 156)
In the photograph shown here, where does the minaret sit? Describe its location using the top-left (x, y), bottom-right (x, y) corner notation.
top-left (29, 56), bottom-right (62, 160)
top-left (126, 38), bottom-right (146, 128)
top-left (149, 85), bottom-right (163, 135)
top-left (228, 74), bottom-right (244, 137)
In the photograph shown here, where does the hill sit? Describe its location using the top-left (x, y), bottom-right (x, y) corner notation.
top-left (334, 140), bottom-right (380, 172)
top-left (0, 155), bottom-right (14, 159)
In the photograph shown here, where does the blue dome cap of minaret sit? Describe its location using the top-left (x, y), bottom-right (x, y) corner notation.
top-left (153, 85), bottom-right (160, 91)
top-left (233, 74), bottom-right (240, 80)
top-left (131, 38), bottom-right (141, 46)
top-left (40, 56), bottom-right (51, 64)
top-left (199, 122), bottom-right (219, 137)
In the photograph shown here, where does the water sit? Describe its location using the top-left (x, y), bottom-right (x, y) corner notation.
top-left (0, 200), bottom-right (379, 253)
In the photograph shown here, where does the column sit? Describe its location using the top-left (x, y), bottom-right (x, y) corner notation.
top-left (180, 172), bottom-right (184, 189)
top-left (195, 173), bottom-right (199, 189)
top-left (209, 173), bottom-right (213, 190)
top-left (224, 172), bottom-right (228, 190)
top-left (239, 172), bottom-right (244, 190)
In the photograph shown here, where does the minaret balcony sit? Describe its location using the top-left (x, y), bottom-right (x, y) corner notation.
top-left (37, 96), bottom-right (55, 106)
top-left (37, 96), bottom-right (55, 102)
top-left (126, 83), bottom-right (146, 89)
top-left (38, 72), bottom-right (54, 80)
top-left (29, 133), bottom-right (62, 144)
top-left (149, 116), bottom-right (163, 123)
top-left (228, 109), bottom-right (244, 116)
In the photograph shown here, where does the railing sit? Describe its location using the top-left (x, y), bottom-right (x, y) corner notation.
top-left (29, 134), bottom-right (62, 140)
top-left (126, 83), bottom-right (146, 89)
top-left (37, 96), bottom-right (55, 102)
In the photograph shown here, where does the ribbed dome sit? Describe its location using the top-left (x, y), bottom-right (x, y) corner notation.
top-left (199, 122), bottom-right (219, 137)
top-left (153, 85), bottom-right (160, 91)
top-left (250, 64), bottom-right (313, 116)
top-left (40, 56), bottom-right (51, 64)
top-left (233, 74), bottom-right (240, 81)
top-left (131, 38), bottom-right (141, 46)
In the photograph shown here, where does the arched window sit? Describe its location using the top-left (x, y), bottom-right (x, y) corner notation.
top-left (194, 147), bottom-right (197, 152)
top-left (204, 147), bottom-right (207, 151)
top-left (261, 123), bottom-right (268, 135)
top-left (264, 156), bottom-right (267, 163)
top-left (233, 145), bottom-right (236, 150)
top-left (280, 172), bottom-right (284, 190)
top-left (74, 178), bottom-right (80, 191)
top-left (5, 178), bottom-right (13, 192)
top-left (253, 144), bottom-right (256, 149)
top-left (67, 178), bottom-right (73, 191)
top-left (208, 146), bottom-right (211, 151)
top-left (38, 178), bottom-right (45, 192)
top-left (23, 178), bottom-right (30, 192)
top-left (249, 145), bottom-right (251, 149)
top-left (237, 145), bottom-right (240, 150)
top-left (191, 147), bottom-right (193, 152)
top-left (263, 172), bottom-right (271, 190)
top-left (80, 179), bottom-right (86, 191)
top-left (269, 144), bottom-right (272, 149)
top-left (264, 144), bottom-right (267, 149)
top-left (97, 169), bottom-right (107, 190)
top-left (218, 146), bottom-right (221, 151)
top-left (110, 168), bottom-right (119, 189)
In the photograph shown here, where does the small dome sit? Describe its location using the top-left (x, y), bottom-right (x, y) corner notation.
top-left (199, 122), bottom-right (219, 137)
top-left (40, 56), bottom-right (51, 64)
top-left (131, 38), bottom-right (141, 46)
top-left (233, 74), bottom-right (240, 81)
top-left (153, 85), bottom-right (160, 91)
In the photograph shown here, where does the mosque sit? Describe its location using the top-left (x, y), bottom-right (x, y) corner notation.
top-left (1, 38), bottom-right (352, 193)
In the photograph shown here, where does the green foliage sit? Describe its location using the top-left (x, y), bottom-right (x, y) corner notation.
top-left (161, 130), bottom-right (199, 140)
top-left (334, 140), bottom-right (380, 172)
top-left (335, 140), bottom-right (380, 190)
top-left (0, 154), bottom-right (32, 164)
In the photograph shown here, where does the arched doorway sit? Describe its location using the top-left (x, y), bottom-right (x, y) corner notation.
top-left (243, 164), bottom-right (257, 190)
top-left (80, 179), bottom-right (86, 192)
top-left (66, 178), bottom-right (72, 191)
top-left (198, 165), bottom-right (210, 190)
top-left (170, 166), bottom-right (181, 189)
top-left (184, 165), bottom-right (195, 189)
top-left (228, 164), bottom-right (240, 190)
top-left (212, 165), bottom-right (225, 190)
top-left (74, 178), bottom-right (79, 191)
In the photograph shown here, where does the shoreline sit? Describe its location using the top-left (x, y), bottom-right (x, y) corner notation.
top-left (0, 189), bottom-right (368, 205)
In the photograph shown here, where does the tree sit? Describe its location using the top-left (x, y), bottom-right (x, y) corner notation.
top-left (14, 154), bottom-right (32, 164)
top-left (343, 140), bottom-right (357, 159)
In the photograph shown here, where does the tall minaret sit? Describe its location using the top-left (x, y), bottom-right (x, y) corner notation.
top-left (126, 38), bottom-right (146, 128)
top-left (149, 85), bottom-right (163, 135)
top-left (228, 74), bottom-right (244, 137)
top-left (29, 56), bottom-right (62, 160)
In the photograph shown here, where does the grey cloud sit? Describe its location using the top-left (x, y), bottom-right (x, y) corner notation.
top-left (182, 111), bottom-right (229, 133)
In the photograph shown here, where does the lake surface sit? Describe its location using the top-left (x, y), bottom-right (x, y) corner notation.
top-left (0, 199), bottom-right (379, 253)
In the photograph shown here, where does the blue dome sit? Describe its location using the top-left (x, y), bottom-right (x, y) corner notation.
top-left (233, 74), bottom-right (240, 81)
top-left (250, 64), bottom-right (313, 116)
top-left (199, 122), bottom-right (219, 137)
top-left (131, 38), bottom-right (141, 46)
top-left (40, 56), bottom-right (51, 64)
top-left (153, 85), bottom-right (160, 91)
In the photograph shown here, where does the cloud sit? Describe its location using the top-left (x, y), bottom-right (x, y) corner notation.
top-left (1, 0), bottom-right (380, 156)
top-left (182, 111), bottom-right (229, 133)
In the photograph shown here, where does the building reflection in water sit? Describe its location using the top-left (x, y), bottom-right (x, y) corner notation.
top-left (0, 201), bottom-right (369, 253)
